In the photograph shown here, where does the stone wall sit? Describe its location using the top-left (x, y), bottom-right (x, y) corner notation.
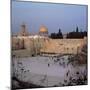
top-left (40, 38), bottom-right (86, 54)
top-left (12, 36), bottom-right (87, 55)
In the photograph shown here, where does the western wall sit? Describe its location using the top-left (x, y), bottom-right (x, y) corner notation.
top-left (12, 36), bottom-right (87, 56)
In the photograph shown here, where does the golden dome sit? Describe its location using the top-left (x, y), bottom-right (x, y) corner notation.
top-left (39, 25), bottom-right (48, 33)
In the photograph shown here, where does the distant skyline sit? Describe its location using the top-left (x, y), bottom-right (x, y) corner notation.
top-left (12, 1), bottom-right (87, 34)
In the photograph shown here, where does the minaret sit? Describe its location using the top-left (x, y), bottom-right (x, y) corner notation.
top-left (19, 23), bottom-right (28, 36)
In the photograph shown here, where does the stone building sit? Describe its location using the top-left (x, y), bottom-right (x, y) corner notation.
top-left (18, 24), bottom-right (29, 36)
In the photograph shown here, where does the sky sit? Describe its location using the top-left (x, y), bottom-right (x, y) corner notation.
top-left (11, 1), bottom-right (87, 34)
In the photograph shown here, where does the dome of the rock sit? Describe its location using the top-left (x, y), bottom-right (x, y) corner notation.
top-left (39, 26), bottom-right (48, 33)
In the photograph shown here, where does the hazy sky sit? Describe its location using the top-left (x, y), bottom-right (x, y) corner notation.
top-left (12, 1), bottom-right (87, 34)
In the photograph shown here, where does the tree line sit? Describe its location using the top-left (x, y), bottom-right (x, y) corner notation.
top-left (49, 29), bottom-right (63, 39)
top-left (49, 26), bottom-right (87, 39)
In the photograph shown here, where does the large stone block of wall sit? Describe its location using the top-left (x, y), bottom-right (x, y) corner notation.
top-left (18, 38), bottom-right (24, 49)
top-left (12, 37), bottom-right (25, 50)
top-left (12, 37), bottom-right (19, 50)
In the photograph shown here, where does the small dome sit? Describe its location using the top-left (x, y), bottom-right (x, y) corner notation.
top-left (39, 25), bottom-right (48, 33)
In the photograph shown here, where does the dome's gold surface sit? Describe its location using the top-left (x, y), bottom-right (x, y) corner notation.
top-left (39, 26), bottom-right (48, 33)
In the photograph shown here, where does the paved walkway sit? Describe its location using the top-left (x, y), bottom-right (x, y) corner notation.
top-left (12, 56), bottom-right (86, 87)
